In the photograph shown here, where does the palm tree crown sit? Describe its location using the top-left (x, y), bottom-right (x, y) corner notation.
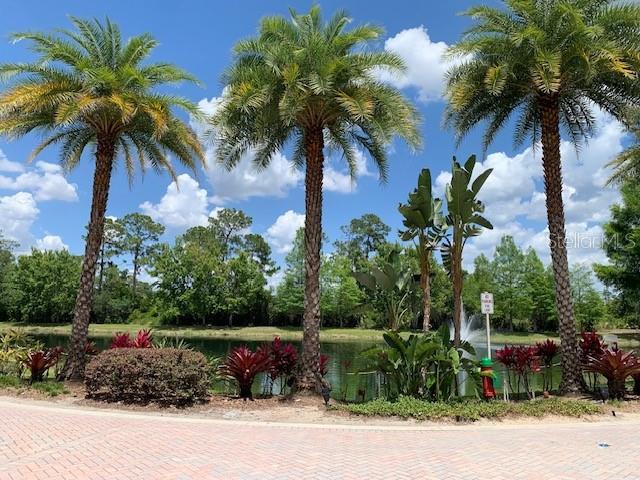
top-left (212, 6), bottom-right (420, 177)
top-left (0, 17), bottom-right (204, 178)
top-left (445, 0), bottom-right (640, 151)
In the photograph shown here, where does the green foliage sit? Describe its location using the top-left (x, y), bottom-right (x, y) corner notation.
top-left (85, 348), bottom-right (210, 405)
top-left (0, 328), bottom-right (32, 376)
top-left (334, 214), bottom-right (391, 269)
top-left (360, 326), bottom-right (478, 401)
top-left (595, 178), bottom-right (640, 327)
top-left (571, 264), bottom-right (607, 331)
top-left (354, 249), bottom-right (415, 330)
top-left (30, 381), bottom-right (69, 397)
top-left (341, 396), bottom-right (602, 421)
top-left (607, 108), bottom-right (640, 185)
top-left (6, 250), bottom-right (81, 323)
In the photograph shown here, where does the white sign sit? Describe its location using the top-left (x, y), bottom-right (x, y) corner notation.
top-left (481, 292), bottom-right (494, 315)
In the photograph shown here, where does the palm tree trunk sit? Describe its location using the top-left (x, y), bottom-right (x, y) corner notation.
top-left (539, 95), bottom-right (581, 393)
top-left (420, 243), bottom-right (431, 332)
top-left (297, 126), bottom-right (324, 392)
top-left (64, 138), bottom-right (115, 380)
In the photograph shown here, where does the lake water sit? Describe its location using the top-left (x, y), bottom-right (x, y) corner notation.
top-left (36, 333), bottom-right (561, 401)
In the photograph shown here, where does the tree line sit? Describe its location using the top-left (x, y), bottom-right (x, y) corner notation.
top-left (0, 209), bottom-right (610, 332)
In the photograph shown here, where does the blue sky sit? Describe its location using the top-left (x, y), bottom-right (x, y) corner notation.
top-left (0, 0), bottom-right (627, 278)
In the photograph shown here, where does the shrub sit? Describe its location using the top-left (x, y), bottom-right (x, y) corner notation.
top-left (85, 348), bottom-right (209, 405)
top-left (341, 396), bottom-right (602, 421)
top-left (220, 346), bottom-right (271, 399)
top-left (579, 331), bottom-right (607, 391)
top-left (583, 349), bottom-right (640, 399)
top-left (0, 328), bottom-right (32, 376)
top-left (23, 347), bottom-right (63, 383)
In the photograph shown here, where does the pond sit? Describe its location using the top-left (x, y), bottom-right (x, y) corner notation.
top-left (35, 333), bottom-right (561, 402)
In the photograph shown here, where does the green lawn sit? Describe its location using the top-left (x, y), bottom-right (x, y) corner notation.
top-left (1, 322), bottom-right (638, 347)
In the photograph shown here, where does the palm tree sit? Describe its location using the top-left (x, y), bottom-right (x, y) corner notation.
top-left (211, 6), bottom-right (420, 391)
top-left (445, 0), bottom-right (640, 392)
top-left (607, 108), bottom-right (640, 185)
top-left (0, 18), bottom-right (205, 379)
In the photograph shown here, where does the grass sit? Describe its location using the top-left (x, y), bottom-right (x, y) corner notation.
top-left (338, 396), bottom-right (603, 421)
top-left (1, 322), bottom-right (637, 347)
top-left (0, 374), bottom-right (69, 397)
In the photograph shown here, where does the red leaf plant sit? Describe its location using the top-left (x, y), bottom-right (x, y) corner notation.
top-left (320, 354), bottom-right (330, 377)
top-left (23, 347), bottom-right (63, 383)
top-left (584, 349), bottom-right (640, 400)
top-left (535, 339), bottom-right (559, 392)
top-left (110, 330), bottom-right (153, 349)
top-left (496, 345), bottom-right (540, 398)
top-left (221, 346), bottom-right (272, 400)
top-left (579, 332), bottom-right (607, 392)
top-left (264, 337), bottom-right (298, 395)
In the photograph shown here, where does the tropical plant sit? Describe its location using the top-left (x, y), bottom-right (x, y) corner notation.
top-left (319, 354), bottom-right (330, 377)
top-left (109, 329), bottom-right (153, 349)
top-left (579, 331), bottom-right (607, 391)
top-left (584, 349), bottom-right (640, 399)
top-left (535, 339), bottom-right (559, 392)
top-left (22, 347), bottom-right (64, 383)
top-left (496, 345), bottom-right (540, 399)
top-left (354, 249), bottom-right (415, 330)
top-left (441, 156), bottom-right (492, 346)
top-left (445, 0), bottom-right (640, 392)
top-left (607, 108), bottom-right (640, 185)
top-left (361, 326), bottom-right (477, 401)
top-left (0, 328), bottom-right (31, 376)
top-left (264, 336), bottom-right (298, 394)
top-left (399, 168), bottom-right (447, 331)
top-left (210, 6), bottom-right (420, 390)
top-left (220, 346), bottom-right (271, 400)
top-left (0, 18), bottom-right (205, 379)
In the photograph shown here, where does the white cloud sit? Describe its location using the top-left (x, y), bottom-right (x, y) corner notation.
top-left (35, 235), bottom-right (68, 252)
top-left (0, 192), bottom-right (39, 247)
top-left (323, 149), bottom-right (375, 194)
top-left (0, 160), bottom-right (77, 202)
top-left (266, 210), bottom-right (305, 254)
top-left (379, 26), bottom-right (457, 102)
top-left (140, 174), bottom-right (211, 229)
top-left (194, 97), bottom-right (303, 204)
top-left (0, 149), bottom-right (24, 173)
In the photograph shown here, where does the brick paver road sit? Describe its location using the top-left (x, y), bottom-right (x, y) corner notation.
top-left (1, 398), bottom-right (638, 480)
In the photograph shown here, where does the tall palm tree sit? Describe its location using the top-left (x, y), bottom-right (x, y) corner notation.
top-left (212, 6), bottom-right (420, 391)
top-left (0, 18), bottom-right (205, 379)
top-left (607, 108), bottom-right (640, 185)
top-left (445, 0), bottom-right (640, 392)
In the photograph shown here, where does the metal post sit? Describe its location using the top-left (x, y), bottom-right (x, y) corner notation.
top-left (485, 312), bottom-right (491, 360)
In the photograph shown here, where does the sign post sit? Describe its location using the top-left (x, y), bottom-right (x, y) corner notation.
top-left (480, 292), bottom-right (496, 400)
top-left (480, 292), bottom-right (494, 359)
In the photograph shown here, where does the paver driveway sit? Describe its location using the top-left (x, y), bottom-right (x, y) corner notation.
top-left (1, 398), bottom-right (639, 480)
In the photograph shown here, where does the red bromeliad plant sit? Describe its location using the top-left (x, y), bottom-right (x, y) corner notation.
top-left (221, 346), bottom-right (272, 400)
top-left (264, 337), bottom-right (298, 394)
top-left (584, 349), bottom-right (640, 399)
top-left (320, 354), bottom-right (330, 377)
top-left (110, 330), bottom-right (153, 349)
top-left (496, 345), bottom-right (540, 398)
top-left (579, 332), bottom-right (607, 392)
top-left (23, 347), bottom-right (63, 383)
top-left (535, 339), bottom-right (559, 392)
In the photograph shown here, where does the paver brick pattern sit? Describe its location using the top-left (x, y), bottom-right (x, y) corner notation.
top-left (1, 399), bottom-right (638, 480)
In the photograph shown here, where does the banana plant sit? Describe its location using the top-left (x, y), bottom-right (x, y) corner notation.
top-left (354, 249), bottom-right (414, 331)
top-left (442, 155), bottom-right (493, 346)
top-left (399, 168), bottom-right (447, 332)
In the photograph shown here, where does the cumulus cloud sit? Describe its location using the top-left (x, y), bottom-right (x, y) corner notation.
top-left (0, 161), bottom-right (77, 202)
top-left (0, 149), bottom-right (24, 173)
top-left (378, 26), bottom-right (458, 102)
top-left (0, 192), bottom-right (39, 247)
top-left (266, 210), bottom-right (305, 254)
top-left (35, 235), bottom-right (68, 252)
top-left (194, 97), bottom-right (303, 204)
top-left (323, 149), bottom-right (375, 193)
top-left (140, 174), bottom-right (211, 229)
